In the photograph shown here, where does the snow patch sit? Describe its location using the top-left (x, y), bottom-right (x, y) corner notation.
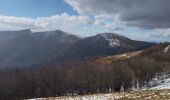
top-left (164, 45), bottom-right (170, 53)
top-left (101, 34), bottom-right (120, 47)
top-left (142, 73), bottom-right (170, 90)
top-left (150, 77), bottom-right (170, 90)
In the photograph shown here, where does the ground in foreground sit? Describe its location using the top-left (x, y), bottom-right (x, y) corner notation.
top-left (29, 89), bottom-right (170, 100)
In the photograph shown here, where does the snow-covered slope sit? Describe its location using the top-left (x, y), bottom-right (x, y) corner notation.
top-left (150, 77), bottom-right (170, 90)
top-left (100, 33), bottom-right (121, 47)
top-left (142, 73), bottom-right (170, 90)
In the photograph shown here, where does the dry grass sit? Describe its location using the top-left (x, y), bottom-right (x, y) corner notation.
top-left (30, 89), bottom-right (170, 100)
top-left (95, 51), bottom-right (142, 64)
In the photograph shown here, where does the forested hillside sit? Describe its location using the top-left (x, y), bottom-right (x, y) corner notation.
top-left (0, 43), bottom-right (169, 100)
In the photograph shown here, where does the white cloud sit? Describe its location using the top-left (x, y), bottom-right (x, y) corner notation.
top-left (0, 13), bottom-right (91, 32)
top-left (0, 15), bottom-right (34, 29)
top-left (93, 14), bottom-right (124, 31)
top-left (0, 13), bottom-right (124, 37)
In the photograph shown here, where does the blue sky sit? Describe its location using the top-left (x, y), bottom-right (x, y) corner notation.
top-left (0, 0), bottom-right (169, 42)
top-left (0, 0), bottom-right (77, 17)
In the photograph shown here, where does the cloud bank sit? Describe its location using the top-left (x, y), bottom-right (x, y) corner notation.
top-left (65, 0), bottom-right (170, 29)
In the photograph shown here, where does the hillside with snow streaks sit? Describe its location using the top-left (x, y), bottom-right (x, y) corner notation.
top-left (144, 74), bottom-right (170, 90)
top-left (100, 33), bottom-right (121, 47)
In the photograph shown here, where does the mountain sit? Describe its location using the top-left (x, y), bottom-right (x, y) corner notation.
top-left (0, 30), bottom-right (155, 68)
top-left (56, 33), bottom-right (155, 61)
top-left (0, 29), bottom-right (80, 68)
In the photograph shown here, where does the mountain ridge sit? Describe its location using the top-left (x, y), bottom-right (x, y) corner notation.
top-left (0, 29), bottom-right (156, 68)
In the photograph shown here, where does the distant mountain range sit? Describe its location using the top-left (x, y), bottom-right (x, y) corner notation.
top-left (0, 29), bottom-right (156, 68)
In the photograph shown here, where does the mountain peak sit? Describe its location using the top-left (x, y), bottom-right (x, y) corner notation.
top-left (96, 33), bottom-right (127, 47)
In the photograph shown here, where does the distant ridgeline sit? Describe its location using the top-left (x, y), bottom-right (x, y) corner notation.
top-left (0, 29), bottom-right (155, 69)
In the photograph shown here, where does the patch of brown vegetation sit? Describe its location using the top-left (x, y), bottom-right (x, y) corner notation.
top-left (95, 51), bottom-right (142, 64)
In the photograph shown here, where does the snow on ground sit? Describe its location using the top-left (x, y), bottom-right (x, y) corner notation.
top-left (164, 45), bottom-right (170, 53)
top-left (150, 74), bottom-right (170, 90)
top-left (101, 33), bottom-right (120, 47)
top-left (28, 90), bottom-right (170, 100)
top-left (150, 77), bottom-right (170, 90)
top-left (142, 73), bottom-right (170, 90)
top-left (28, 73), bottom-right (170, 100)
